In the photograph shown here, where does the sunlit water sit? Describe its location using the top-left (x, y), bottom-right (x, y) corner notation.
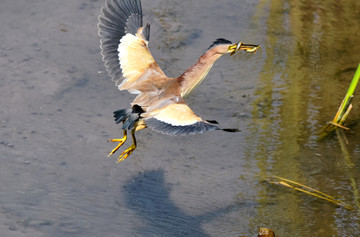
top-left (1, 0), bottom-right (360, 236)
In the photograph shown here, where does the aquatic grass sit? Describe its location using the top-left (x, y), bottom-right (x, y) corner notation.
top-left (316, 63), bottom-right (360, 211)
top-left (267, 176), bottom-right (354, 210)
top-left (334, 63), bottom-right (360, 124)
top-left (321, 63), bottom-right (360, 137)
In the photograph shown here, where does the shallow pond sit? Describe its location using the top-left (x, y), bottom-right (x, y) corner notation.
top-left (1, 0), bottom-right (360, 236)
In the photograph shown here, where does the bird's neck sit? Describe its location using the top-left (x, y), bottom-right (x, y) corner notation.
top-left (178, 49), bottom-right (224, 97)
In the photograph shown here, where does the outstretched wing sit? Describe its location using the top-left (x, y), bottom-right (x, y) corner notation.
top-left (143, 97), bottom-right (220, 136)
top-left (98, 0), bottom-right (166, 93)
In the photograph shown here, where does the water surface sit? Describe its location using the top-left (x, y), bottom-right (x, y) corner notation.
top-left (1, 0), bottom-right (360, 236)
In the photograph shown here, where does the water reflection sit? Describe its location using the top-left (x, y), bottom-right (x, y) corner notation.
top-left (245, 0), bottom-right (360, 235)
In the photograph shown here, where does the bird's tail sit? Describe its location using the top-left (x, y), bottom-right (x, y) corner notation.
top-left (114, 109), bottom-right (132, 124)
top-left (113, 105), bottom-right (144, 130)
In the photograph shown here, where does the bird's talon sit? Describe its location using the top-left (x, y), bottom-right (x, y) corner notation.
top-left (108, 138), bottom-right (126, 143)
top-left (116, 145), bottom-right (136, 163)
top-left (107, 136), bottom-right (127, 157)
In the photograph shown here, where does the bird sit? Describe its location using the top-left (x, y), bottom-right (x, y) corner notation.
top-left (98, 0), bottom-right (260, 163)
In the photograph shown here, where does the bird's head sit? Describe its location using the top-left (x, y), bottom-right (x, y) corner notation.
top-left (208, 38), bottom-right (260, 56)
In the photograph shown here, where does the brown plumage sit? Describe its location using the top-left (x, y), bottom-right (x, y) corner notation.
top-left (98, 0), bottom-right (260, 162)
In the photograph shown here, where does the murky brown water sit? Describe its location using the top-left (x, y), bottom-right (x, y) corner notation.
top-left (1, 0), bottom-right (360, 236)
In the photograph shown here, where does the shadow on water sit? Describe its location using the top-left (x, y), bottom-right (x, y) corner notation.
top-left (123, 169), bottom-right (240, 236)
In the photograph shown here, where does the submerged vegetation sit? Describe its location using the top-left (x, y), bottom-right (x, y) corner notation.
top-left (267, 176), bottom-right (354, 210)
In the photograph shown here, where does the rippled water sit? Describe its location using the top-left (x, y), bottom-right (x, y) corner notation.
top-left (1, 0), bottom-right (360, 236)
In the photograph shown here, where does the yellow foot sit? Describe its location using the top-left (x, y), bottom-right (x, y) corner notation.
top-left (116, 144), bottom-right (136, 163)
top-left (107, 137), bottom-right (127, 157)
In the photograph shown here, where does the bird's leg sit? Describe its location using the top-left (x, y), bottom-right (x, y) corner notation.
top-left (107, 129), bottom-right (127, 157)
top-left (116, 128), bottom-right (137, 163)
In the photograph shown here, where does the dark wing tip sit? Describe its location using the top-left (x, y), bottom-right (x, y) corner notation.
top-left (98, 0), bottom-right (145, 81)
top-left (146, 118), bottom-right (219, 136)
top-left (206, 120), bottom-right (219, 124)
top-left (125, 14), bottom-right (143, 36)
top-left (222, 128), bottom-right (241, 132)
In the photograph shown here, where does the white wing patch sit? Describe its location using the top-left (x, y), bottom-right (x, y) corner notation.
top-left (145, 103), bottom-right (202, 126)
top-left (117, 34), bottom-right (160, 90)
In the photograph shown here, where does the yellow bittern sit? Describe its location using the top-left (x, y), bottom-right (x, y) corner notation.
top-left (98, 0), bottom-right (259, 163)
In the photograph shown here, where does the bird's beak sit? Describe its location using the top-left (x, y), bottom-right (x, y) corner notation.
top-left (228, 42), bottom-right (260, 56)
